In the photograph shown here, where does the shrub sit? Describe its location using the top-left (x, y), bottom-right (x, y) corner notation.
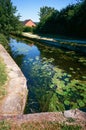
top-left (23, 26), bottom-right (33, 32)
top-left (0, 34), bottom-right (8, 49)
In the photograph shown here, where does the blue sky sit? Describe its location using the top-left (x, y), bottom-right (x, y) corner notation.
top-left (11, 0), bottom-right (77, 22)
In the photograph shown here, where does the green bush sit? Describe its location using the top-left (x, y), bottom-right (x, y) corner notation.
top-left (0, 34), bottom-right (8, 49)
top-left (23, 26), bottom-right (33, 32)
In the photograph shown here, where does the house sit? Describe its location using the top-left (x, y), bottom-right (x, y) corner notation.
top-left (23, 19), bottom-right (36, 27)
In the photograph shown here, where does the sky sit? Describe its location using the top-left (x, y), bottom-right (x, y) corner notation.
top-left (11, 0), bottom-right (77, 22)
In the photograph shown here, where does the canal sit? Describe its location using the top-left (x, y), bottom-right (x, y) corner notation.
top-left (9, 37), bottom-right (86, 113)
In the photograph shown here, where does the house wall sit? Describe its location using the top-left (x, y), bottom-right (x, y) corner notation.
top-left (25, 20), bottom-right (36, 27)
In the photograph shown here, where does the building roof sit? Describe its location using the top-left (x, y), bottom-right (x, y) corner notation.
top-left (22, 19), bottom-right (36, 27)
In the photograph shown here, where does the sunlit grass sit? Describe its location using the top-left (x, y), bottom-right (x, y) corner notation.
top-left (0, 57), bottom-right (7, 99)
top-left (0, 120), bottom-right (82, 130)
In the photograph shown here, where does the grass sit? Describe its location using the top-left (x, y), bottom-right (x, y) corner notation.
top-left (0, 121), bottom-right (10, 130)
top-left (0, 120), bottom-right (82, 130)
top-left (61, 123), bottom-right (81, 130)
top-left (0, 34), bottom-right (8, 49)
top-left (0, 57), bottom-right (7, 99)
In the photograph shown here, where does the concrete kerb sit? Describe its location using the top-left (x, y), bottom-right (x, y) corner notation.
top-left (0, 44), bottom-right (28, 115)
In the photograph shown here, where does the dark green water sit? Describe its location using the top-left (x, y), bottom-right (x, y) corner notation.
top-left (9, 37), bottom-right (86, 113)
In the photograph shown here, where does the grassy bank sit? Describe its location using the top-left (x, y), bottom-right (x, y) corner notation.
top-left (0, 33), bottom-right (8, 99)
top-left (0, 57), bottom-right (7, 99)
top-left (0, 120), bottom-right (82, 130)
top-left (0, 34), bottom-right (8, 49)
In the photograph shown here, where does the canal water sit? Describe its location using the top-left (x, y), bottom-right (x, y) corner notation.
top-left (9, 37), bottom-right (86, 113)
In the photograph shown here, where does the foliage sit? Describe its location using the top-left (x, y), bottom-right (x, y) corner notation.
top-left (35, 1), bottom-right (86, 38)
top-left (39, 6), bottom-right (58, 21)
top-left (0, 0), bottom-right (23, 36)
top-left (25, 57), bottom-right (55, 112)
top-left (23, 26), bottom-right (33, 33)
top-left (51, 67), bottom-right (86, 111)
top-left (36, 6), bottom-right (59, 33)
top-left (0, 57), bottom-right (7, 99)
top-left (24, 56), bottom-right (86, 112)
top-left (0, 33), bottom-right (8, 49)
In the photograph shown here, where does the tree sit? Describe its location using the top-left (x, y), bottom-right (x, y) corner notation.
top-left (0, 0), bottom-right (22, 36)
top-left (35, 1), bottom-right (86, 38)
top-left (73, 0), bottom-right (86, 37)
top-left (39, 6), bottom-right (56, 21)
top-left (36, 6), bottom-right (59, 34)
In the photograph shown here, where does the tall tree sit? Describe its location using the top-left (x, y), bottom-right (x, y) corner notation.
top-left (39, 6), bottom-right (57, 21)
top-left (36, 6), bottom-right (59, 33)
top-left (0, 0), bottom-right (22, 36)
top-left (35, 1), bottom-right (86, 38)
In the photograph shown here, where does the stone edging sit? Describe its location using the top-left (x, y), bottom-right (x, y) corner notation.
top-left (0, 109), bottom-right (86, 129)
top-left (0, 44), bottom-right (28, 115)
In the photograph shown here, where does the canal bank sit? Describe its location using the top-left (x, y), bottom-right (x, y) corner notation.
top-left (9, 37), bottom-right (86, 113)
top-left (0, 42), bottom-right (86, 130)
top-left (0, 44), bottom-right (28, 115)
top-left (22, 32), bottom-right (86, 54)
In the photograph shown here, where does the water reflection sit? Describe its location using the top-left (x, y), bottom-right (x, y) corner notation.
top-left (10, 39), bottom-right (40, 57)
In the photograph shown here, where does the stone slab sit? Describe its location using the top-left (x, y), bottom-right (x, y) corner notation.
top-left (0, 44), bottom-right (28, 115)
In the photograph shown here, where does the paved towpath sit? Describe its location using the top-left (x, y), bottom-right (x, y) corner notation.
top-left (0, 44), bottom-right (27, 115)
top-left (22, 33), bottom-right (86, 54)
